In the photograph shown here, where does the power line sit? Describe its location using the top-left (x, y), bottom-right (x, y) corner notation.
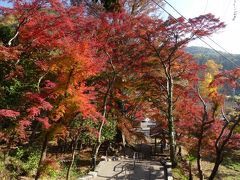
top-left (163, 0), bottom-right (239, 64)
top-left (152, 0), bottom-right (240, 68)
top-left (163, 0), bottom-right (240, 67)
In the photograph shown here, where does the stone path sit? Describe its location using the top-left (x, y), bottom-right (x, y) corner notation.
top-left (94, 159), bottom-right (165, 180)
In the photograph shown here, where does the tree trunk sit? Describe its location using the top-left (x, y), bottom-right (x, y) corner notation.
top-left (196, 89), bottom-right (208, 180)
top-left (92, 140), bottom-right (102, 169)
top-left (122, 133), bottom-right (126, 156)
top-left (29, 122), bottom-right (40, 146)
top-left (209, 152), bottom-right (223, 180)
top-left (91, 67), bottom-right (116, 169)
top-left (122, 133), bottom-right (126, 147)
top-left (154, 137), bottom-right (157, 154)
top-left (209, 114), bottom-right (240, 179)
top-left (196, 127), bottom-right (204, 180)
top-left (189, 161), bottom-right (193, 180)
top-left (66, 137), bottom-right (79, 180)
top-left (167, 76), bottom-right (177, 167)
top-left (92, 119), bottom-right (105, 169)
top-left (35, 132), bottom-right (49, 180)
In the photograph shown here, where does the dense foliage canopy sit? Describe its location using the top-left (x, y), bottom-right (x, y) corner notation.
top-left (0, 0), bottom-right (239, 179)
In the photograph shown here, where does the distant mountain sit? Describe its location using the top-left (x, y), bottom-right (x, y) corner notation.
top-left (186, 46), bottom-right (240, 95)
top-left (186, 46), bottom-right (240, 70)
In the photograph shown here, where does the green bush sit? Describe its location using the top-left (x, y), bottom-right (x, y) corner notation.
top-left (0, 152), bottom-right (10, 179)
top-left (8, 147), bottom-right (40, 177)
top-left (172, 167), bottom-right (188, 180)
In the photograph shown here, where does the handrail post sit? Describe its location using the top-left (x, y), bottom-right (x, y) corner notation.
top-left (124, 165), bottom-right (126, 180)
top-left (133, 152), bottom-right (137, 168)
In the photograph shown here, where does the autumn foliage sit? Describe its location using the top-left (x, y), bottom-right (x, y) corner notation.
top-left (0, 0), bottom-right (240, 179)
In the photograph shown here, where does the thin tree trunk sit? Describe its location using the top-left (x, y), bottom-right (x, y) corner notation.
top-left (158, 45), bottom-right (179, 168)
top-left (196, 125), bottom-right (204, 180)
top-left (167, 76), bottom-right (177, 167)
top-left (66, 137), bottom-right (79, 180)
top-left (29, 122), bottom-right (40, 146)
top-left (209, 114), bottom-right (240, 180)
top-left (92, 116), bottom-right (105, 169)
top-left (122, 133), bottom-right (126, 147)
top-left (91, 72), bottom-right (116, 169)
top-left (35, 132), bottom-right (49, 180)
top-left (92, 141), bottom-right (102, 169)
top-left (209, 123), bottom-right (226, 180)
top-left (189, 161), bottom-right (193, 180)
top-left (209, 151), bottom-right (223, 180)
top-left (154, 137), bottom-right (157, 154)
top-left (196, 88), bottom-right (208, 180)
top-left (122, 133), bottom-right (126, 156)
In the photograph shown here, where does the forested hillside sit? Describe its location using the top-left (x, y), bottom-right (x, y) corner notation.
top-left (186, 46), bottom-right (240, 70)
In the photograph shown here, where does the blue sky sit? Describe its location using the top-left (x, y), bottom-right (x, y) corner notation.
top-left (165, 0), bottom-right (240, 54)
top-left (0, 1), bottom-right (10, 7)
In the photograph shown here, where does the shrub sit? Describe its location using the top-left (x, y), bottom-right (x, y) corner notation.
top-left (8, 147), bottom-right (40, 177)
